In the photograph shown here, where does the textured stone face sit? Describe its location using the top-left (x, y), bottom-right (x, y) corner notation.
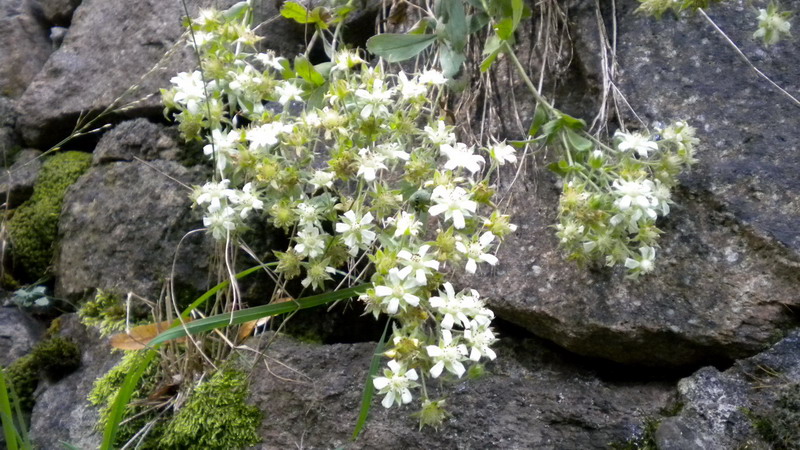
top-left (0, 302), bottom-right (44, 367)
top-left (460, 0), bottom-right (800, 367)
top-left (0, 0), bottom-right (53, 99)
top-left (55, 159), bottom-right (211, 300)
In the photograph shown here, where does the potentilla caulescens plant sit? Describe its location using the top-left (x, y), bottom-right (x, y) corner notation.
top-left (161, 5), bottom-right (514, 419)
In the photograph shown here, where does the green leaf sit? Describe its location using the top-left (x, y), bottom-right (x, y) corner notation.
top-left (494, 17), bottom-right (514, 40)
top-left (352, 318), bottom-right (391, 440)
top-left (564, 128), bottom-right (593, 153)
top-left (559, 113), bottom-right (587, 130)
top-left (0, 368), bottom-right (20, 450)
top-left (468, 13), bottom-right (490, 33)
top-left (223, 1), bottom-right (250, 20)
top-left (294, 55), bottom-right (325, 86)
top-left (480, 35), bottom-right (504, 72)
top-left (528, 102), bottom-right (549, 137)
top-left (101, 349), bottom-right (158, 450)
top-left (149, 284), bottom-right (370, 347)
top-left (281, 1), bottom-right (314, 24)
top-left (547, 161), bottom-right (567, 176)
top-left (443, 0), bottom-right (467, 52)
top-left (366, 34), bottom-right (437, 62)
top-left (307, 82), bottom-right (329, 109)
top-left (511, 0), bottom-right (523, 32)
top-left (440, 45), bottom-right (466, 79)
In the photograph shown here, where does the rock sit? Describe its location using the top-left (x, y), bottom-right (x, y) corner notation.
top-left (655, 329), bottom-right (800, 449)
top-left (92, 118), bottom-right (182, 165)
top-left (0, 149), bottom-right (42, 208)
top-left (55, 159), bottom-right (211, 301)
top-left (15, 0), bottom-right (308, 149)
top-left (41, 0), bottom-right (82, 26)
top-left (29, 314), bottom-right (118, 450)
top-left (462, 0), bottom-right (800, 366)
top-left (0, 96), bottom-right (19, 163)
top-left (0, 303), bottom-right (45, 367)
top-left (49, 25), bottom-right (67, 48)
top-left (0, 0), bottom-right (53, 98)
top-left (247, 333), bottom-right (676, 448)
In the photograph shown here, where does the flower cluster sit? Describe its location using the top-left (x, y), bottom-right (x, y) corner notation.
top-left (552, 122), bottom-right (698, 278)
top-left (163, 6), bottom-right (514, 419)
top-left (753, 2), bottom-right (792, 45)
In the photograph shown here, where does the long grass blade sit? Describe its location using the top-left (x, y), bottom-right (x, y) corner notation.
top-left (0, 367), bottom-right (20, 450)
top-left (149, 283), bottom-right (369, 347)
top-left (352, 318), bottom-right (391, 440)
top-left (100, 350), bottom-right (157, 450)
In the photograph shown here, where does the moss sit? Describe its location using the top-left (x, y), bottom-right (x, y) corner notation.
top-left (79, 289), bottom-right (128, 336)
top-left (8, 151), bottom-right (92, 280)
top-left (4, 336), bottom-right (81, 413)
top-left (89, 350), bottom-right (164, 448)
top-left (608, 418), bottom-right (659, 450)
top-left (159, 369), bottom-right (262, 449)
top-left (746, 383), bottom-right (800, 450)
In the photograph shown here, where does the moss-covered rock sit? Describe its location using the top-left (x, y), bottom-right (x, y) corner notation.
top-left (4, 336), bottom-right (80, 413)
top-left (78, 289), bottom-right (127, 337)
top-left (8, 151), bottom-right (91, 280)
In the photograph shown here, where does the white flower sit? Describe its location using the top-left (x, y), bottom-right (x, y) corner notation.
top-left (356, 148), bottom-right (387, 182)
top-left (231, 182), bottom-right (263, 219)
top-left (376, 142), bottom-right (410, 162)
top-left (294, 226), bottom-right (327, 259)
top-left (419, 69), bottom-right (447, 85)
top-left (428, 185), bottom-right (477, 229)
top-left (276, 81), bottom-right (303, 105)
top-left (615, 130), bottom-right (658, 158)
top-left (754, 5), bottom-right (792, 45)
top-left (196, 179), bottom-right (236, 212)
top-left (170, 71), bottom-right (207, 114)
top-left (652, 180), bottom-right (672, 216)
top-left (456, 231), bottom-right (498, 274)
top-left (373, 268), bottom-right (422, 315)
top-left (188, 30), bottom-right (214, 49)
top-left (308, 170), bottom-right (335, 190)
top-left (463, 321), bottom-right (497, 361)
top-left (624, 246), bottom-right (657, 276)
top-left (335, 210), bottom-right (377, 255)
top-left (396, 71), bottom-right (427, 100)
top-left (488, 141), bottom-right (517, 166)
top-left (425, 329), bottom-right (468, 378)
top-left (396, 245), bottom-right (440, 285)
top-left (372, 359), bottom-right (419, 408)
top-left (392, 211), bottom-right (422, 238)
top-left (300, 258), bottom-right (337, 291)
top-left (612, 178), bottom-right (657, 212)
top-left (661, 120), bottom-right (699, 152)
top-left (429, 282), bottom-right (469, 330)
top-left (355, 79), bottom-right (395, 119)
top-left (332, 49), bottom-right (365, 71)
top-left (423, 120), bottom-right (456, 147)
top-left (441, 142), bottom-right (484, 174)
top-left (295, 201), bottom-right (323, 229)
top-left (255, 51), bottom-right (285, 71)
top-left (247, 122), bottom-right (292, 151)
top-left (203, 128), bottom-right (241, 172)
top-left (203, 206), bottom-right (238, 239)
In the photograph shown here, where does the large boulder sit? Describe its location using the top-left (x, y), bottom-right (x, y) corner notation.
top-left (55, 158), bottom-right (211, 301)
top-left (15, 0), bottom-right (308, 148)
top-left (248, 333), bottom-right (676, 448)
top-left (0, 96), bottom-right (20, 163)
top-left (40, 0), bottom-right (82, 26)
top-left (464, 0), bottom-right (800, 367)
top-left (655, 329), bottom-right (800, 449)
top-left (91, 118), bottom-right (183, 165)
top-left (0, 302), bottom-right (45, 367)
top-left (0, 148), bottom-right (42, 208)
top-left (0, 0), bottom-right (53, 98)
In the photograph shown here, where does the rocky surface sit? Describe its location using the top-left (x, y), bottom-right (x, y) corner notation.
top-left (92, 118), bottom-right (183, 165)
top-left (41, 0), bottom-right (82, 26)
top-left (461, 0), bottom-right (800, 367)
top-left (15, 0), bottom-right (308, 149)
top-left (0, 96), bottom-right (20, 163)
top-left (0, 0), bottom-right (53, 99)
top-left (248, 332), bottom-right (676, 449)
top-left (55, 159), bottom-right (211, 301)
top-left (0, 148), bottom-right (42, 208)
top-left (0, 302), bottom-right (45, 367)
top-left (656, 329), bottom-right (800, 449)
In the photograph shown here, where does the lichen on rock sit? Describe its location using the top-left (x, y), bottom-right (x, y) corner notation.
top-left (8, 151), bottom-right (92, 281)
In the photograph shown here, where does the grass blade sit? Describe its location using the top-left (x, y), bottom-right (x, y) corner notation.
top-left (0, 367), bottom-right (21, 450)
top-left (100, 350), bottom-right (157, 450)
top-left (352, 318), bottom-right (391, 440)
top-left (149, 283), bottom-right (369, 347)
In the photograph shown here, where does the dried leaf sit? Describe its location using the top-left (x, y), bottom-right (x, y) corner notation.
top-left (110, 320), bottom-right (190, 350)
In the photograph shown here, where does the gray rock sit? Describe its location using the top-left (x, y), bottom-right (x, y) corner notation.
top-left (49, 25), bottom-right (67, 48)
top-left (655, 329), bottom-right (800, 449)
top-left (0, 96), bottom-right (19, 162)
top-left (15, 0), bottom-right (307, 148)
top-left (463, 0), bottom-right (800, 366)
top-left (0, 0), bottom-right (52, 98)
top-left (55, 160), bottom-right (211, 301)
top-left (0, 149), bottom-right (42, 208)
top-left (29, 314), bottom-right (118, 450)
top-left (41, 0), bottom-right (82, 26)
top-left (0, 303), bottom-right (45, 367)
top-left (92, 118), bottom-right (181, 165)
top-left (246, 333), bottom-right (676, 449)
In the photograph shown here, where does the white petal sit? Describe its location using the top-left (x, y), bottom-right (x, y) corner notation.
top-left (426, 345), bottom-right (443, 357)
top-left (481, 254), bottom-right (499, 266)
top-left (382, 391), bottom-right (395, 408)
top-left (449, 361), bottom-right (466, 378)
top-left (465, 259), bottom-right (477, 274)
top-left (405, 369), bottom-right (418, 381)
top-left (387, 297), bottom-right (399, 315)
top-left (374, 286), bottom-right (393, 297)
top-left (428, 204), bottom-right (447, 217)
top-left (430, 361), bottom-right (444, 378)
top-left (452, 211), bottom-right (466, 229)
top-left (373, 377), bottom-right (390, 390)
top-left (470, 347), bottom-right (481, 361)
top-left (400, 388), bottom-right (413, 404)
top-left (403, 293), bottom-right (420, 307)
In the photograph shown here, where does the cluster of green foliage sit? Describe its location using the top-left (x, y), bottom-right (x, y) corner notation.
top-left (4, 337), bottom-right (80, 412)
top-left (90, 351), bottom-right (261, 448)
top-left (78, 289), bottom-right (127, 336)
top-left (747, 382), bottom-right (800, 449)
top-left (8, 151), bottom-right (92, 280)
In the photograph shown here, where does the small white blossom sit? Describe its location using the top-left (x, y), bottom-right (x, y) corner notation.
top-left (255, 51), bottom-right (285, 71)
top-left (196, 179), bottom-right (236, 212)
top-left (396, 245), bottom-right (440, 285)
top-left (613, 178), bottom-right (657, 212)
top-left (335, 210), bottom-right (377, 255)
top-left (276, 81), bottom-right (304, 105)
top-left (456, 231), bottom-right (499, 274)
top-left (373, 267), bottom-right (422, 315)
top-left (332, 49), bottom-right (365, 71)
top-left (356, 148), bottom-right (387, 182)
top-left (425, 329), bottom-right (468, 378)
top-left (441, 142), bottom-right (484, 174)
top-left (488, 141), bottom-right (517, 166)
top-left (203, 206), bottom-right (238, 239)
top-left (419, 69), bottom-right (447, 85)
top-left (295, 201), bottom-right (324, 229)
top-left (372, 360), bottom-right (419, 408)
top-left (391, 211), bottom-right (422, 238)
top-left (231, 182), bottom-right (264, 218)
top-left (396, 71), bottom-right (427, 100)
top-left (376, 142), bottom-right (410, 162)
top-left (247, 122), bottom-right (293, 151)
top-left (294, 226), bottom-right (327, 259)
top-left (170, 71), bottom-right (207, 114)
top-left (463, 321), bottom-right (497, 361)
top-left (615, 130), bottom-right (658, 158)
top-left (203, 128), bottom-right (241, 172)
top-left (308, 170), bottom-right (335, 190)
top-left (428, 185), bottom-right (477, 229)
top-left (624, 246), bottom-right (657, 276)
top-left (423, 120), bottom-right (456, 148)
top-left (355, 79), bottom-right (395, 119)
top-left (754, 4), bottom-right (792, 45)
